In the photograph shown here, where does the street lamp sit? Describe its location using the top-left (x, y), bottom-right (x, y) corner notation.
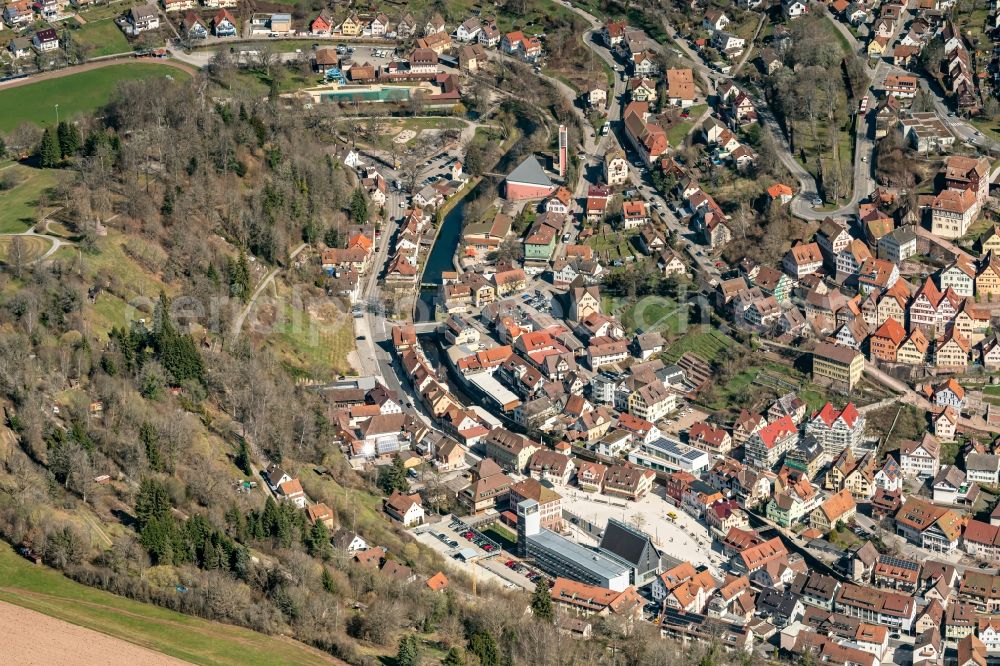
top-left (54, 104), bottom-right (59, 125)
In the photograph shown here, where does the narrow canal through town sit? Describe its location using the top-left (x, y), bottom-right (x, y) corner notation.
top-left (416, 112), bottom-right (544, 322)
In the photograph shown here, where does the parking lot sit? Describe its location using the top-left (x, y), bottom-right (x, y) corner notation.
top-left (519, 290), bottom-right (553, 315)
top-left (332, 44), bottom-right (401, 65)
top-left (420, 517), bottom-right (502, 556)
top-left (414, 528), bottom-right (516, 591)
top-left (414, 152), bottom-right (462, 189)
top-left (413, 516), bottom-right (543, 592)
top-left (558, 485), bottom-right (724, 578)
top-left (660, 407), bottom-right (711, 435)
top-left (483, 555), bottom-right (537, 590)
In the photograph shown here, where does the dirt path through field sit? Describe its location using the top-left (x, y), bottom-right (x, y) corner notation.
top-left (0, 599), bottom-right (191, 665)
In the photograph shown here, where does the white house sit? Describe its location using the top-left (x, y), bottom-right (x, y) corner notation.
top-left (932, 379), bottom-right (966, 411)
top-left (456, 17), bottom-right (482, 42)
top-left (966, 453), bottom-right (1000, 486)
top-left (899, 434), bottom-right (940, 479)
top-left (278, 479), bottom-right (308, 508)
top-left (932, 465), bottom-right (966, 505)
top-left (126, 4), bottom-right (160, 34)
top-left (782, 0), bottom-right (808, 18)
top-left (385, 491), bottom-right (425, 527)
top-left (938, 259), bottom-right (975, 297)
top-left (264, 463), bottom-right (292, 490)
top-left (979, 618), bottom-right (1000, 654)
top-left (703, 10), bottom-right (730, 32)
top-left (333, 529), bottom-right (369, 553)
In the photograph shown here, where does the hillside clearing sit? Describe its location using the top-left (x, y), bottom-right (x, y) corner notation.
top-left (0, 165), bottom-right (66, 233)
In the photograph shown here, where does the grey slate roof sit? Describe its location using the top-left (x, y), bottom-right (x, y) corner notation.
top-left (756, 588), bottom-right (801, 625)
top-left (967, 452), bottom-right (1000, 473)
top-left (933, 464), bottom-right (965, 489)
top-left (506, 155), bottom-right (553, 188)
top-left (598, 517), bottom-right (661, 580)
top-left (884, 225), bottom-right (916, 245)
top-left (130, 3), bottom-right (158, 21)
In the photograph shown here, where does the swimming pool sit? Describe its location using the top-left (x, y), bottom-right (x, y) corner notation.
top-left (318, 87), bottom-right (411, 102)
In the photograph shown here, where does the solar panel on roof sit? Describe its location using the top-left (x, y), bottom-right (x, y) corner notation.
top-left (877, 555), bottom-right (920, 572)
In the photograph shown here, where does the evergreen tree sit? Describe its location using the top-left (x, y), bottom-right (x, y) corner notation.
top-left (395, 634), bottom-right (420, 666)
top-left (262, 496), bottom-right (281, 535)
top-left (56, 121), bottom-right (81, 158)
top-left (305, 520), bottom-right (329, 558)
top-left (38, 127), bottom-right (61, 168)
top-left (139, 515), bottom-right (175, 564)
top-left (147, 291), bottom-right (204, 385)
top-left (469, 632), bottom-right (498, 666)
top-left (441, 648), bottom-right (465, 666)
top-left (83, 130), bottom-right (104, 156)
top-left (530, 578), bottom-right (553, 621)
top-left (302, 218), bottom-right (317, 244)
top-left (140, 421), bottom-right (163, 471)
top-left (228, 252), bottom-right (251, 301)
top-left (224, 505), bottom-right (246, 542)
top-left (321, 567), bottom-right (336, 594)
top-left (153, 290), bottom-right (173, 341)
top-left (135, 478), bottom-right (171, 529)
top-left (349, 187), bottom-right (368, 224)
top-left (323, 225), bottom-right (340, 248)
top-left (161, 189), bottom-right (175, 217)
top-left (235, 439), bottom-right (252, 475)
top-left (376, 455), bottom-right (409, 494)
top-left (159, 332), bottom-right (205, 384)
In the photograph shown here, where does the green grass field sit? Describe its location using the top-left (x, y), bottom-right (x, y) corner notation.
top-left (0, 235), bottom-right (51, 264)
top-left (0, 165), bottom-right (66, 233)
top-left (0, 64), bottom-right (191, 132)
top-left (792, 103), bottom-right (852, 193)
top-left (971, 117), bottom-right (1000, 147)
top-left (617, 295), bottom-right (686, 334)
top-left (662, 327), bottom-right (736, 364)
top-left (0, 541), bottom-right (337, 666)
top-left (77, 3), bottom-right (128, 21)
top-left (953, 6), bottom-right (991, 48)
top-left (67, 18), bottom-right (131, 57)
top-left (586, 225), bottom-right (640, 263)
top-left (665, 104), bottom-right (708, 147)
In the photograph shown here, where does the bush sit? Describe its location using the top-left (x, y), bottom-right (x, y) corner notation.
top-left (0, 172), bottom-right (19, 191)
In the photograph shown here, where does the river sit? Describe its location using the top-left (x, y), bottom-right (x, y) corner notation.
top-left (415, 186), bottom-right (475, 323)
top-left (415, 113), bottom-right (541, 322)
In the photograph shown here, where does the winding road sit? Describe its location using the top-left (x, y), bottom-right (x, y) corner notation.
top-left (0, 202), bottom-right (77, 266)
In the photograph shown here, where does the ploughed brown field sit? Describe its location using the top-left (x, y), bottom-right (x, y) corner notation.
top-left (0, 600), bottom-right (190, 666)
